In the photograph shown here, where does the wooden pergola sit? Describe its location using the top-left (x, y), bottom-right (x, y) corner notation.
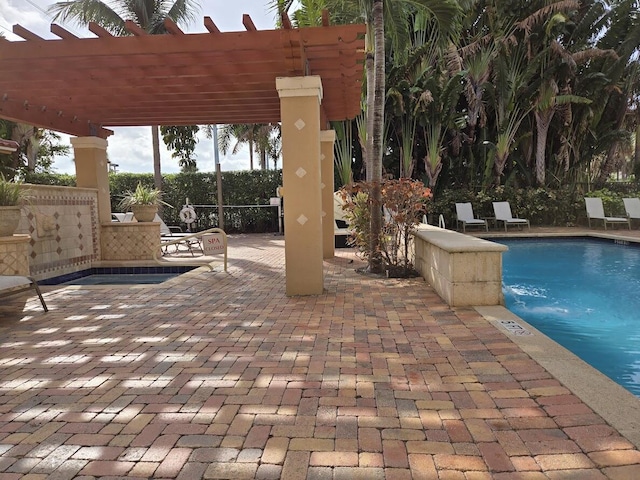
top-left (0, 13), bottom-right (365, 137)
top-left (0, 13), bottom-right (366, 296)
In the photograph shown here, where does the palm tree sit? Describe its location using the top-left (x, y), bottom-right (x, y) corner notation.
top-left (217, 124), bottom-right (280, 170)
top-left (274, 0), bottom-right (460, 272)
top-left (48, 0), bottom-right (200, 191)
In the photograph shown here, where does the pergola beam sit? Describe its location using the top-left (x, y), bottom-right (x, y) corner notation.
top-left (0, 97), bottom-right (111, 138)
top-left (242, 14), bottom-right (257, 32)
top-left (12, 25), bottom-right (44, 41)
top-left (163, 18), bottom-right (184, 35)
top-left (88, 22), bottom-right (113, 38)
top-left (0, 18), bottom-right (365, 134)
top-left (203, 16), bottom-right (220, 33)
top-left (124, 20), bottom-right (147, 36)
top-left (51, 24), bottom-right (78, 40)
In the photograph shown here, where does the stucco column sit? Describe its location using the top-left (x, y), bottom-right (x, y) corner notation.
top-left (320, 130), bottom-right (336, 259)
top-left (70, 137), bottom-right (111, 225)
top-left (276, 76), bottom-right (324, 296)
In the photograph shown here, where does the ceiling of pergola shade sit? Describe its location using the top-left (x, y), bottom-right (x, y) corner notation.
top-left (0, 13), bottom-right (366, 139)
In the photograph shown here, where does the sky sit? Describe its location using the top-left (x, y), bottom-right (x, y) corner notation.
top-left (0, 0), bottom-right (285, 174)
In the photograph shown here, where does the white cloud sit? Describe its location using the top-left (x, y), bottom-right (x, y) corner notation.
top-left (4, 0), bottom-right (279, 174)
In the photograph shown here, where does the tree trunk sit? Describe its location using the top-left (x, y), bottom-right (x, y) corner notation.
top-left (249, 139), bottom-right (254, 170)
top-left (635, 121), bottom-right (640, 180)
top-left (365, 51), bottom-right (375, 181)
top-left (534, 109), bottom-right (554, 186)
top-left (151, 125), bottom-right (162, 191)
top-left (368, 0), bottom-right (385, 274)
top-left (596, 98), bottom-right (628, 185)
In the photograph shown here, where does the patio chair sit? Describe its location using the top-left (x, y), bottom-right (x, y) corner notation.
top-left (0, 276), bottom-right (48, 312)
top-left (493, 201), bottom-right (530, 232)
top-left (585, 197), bottom-right (630, 230)
top-left (623, 198), bottom-right (640, 227)
top-left (156, 214), bottom-right (202, 255)
top-left (455, 202), bottom-right (488, 233)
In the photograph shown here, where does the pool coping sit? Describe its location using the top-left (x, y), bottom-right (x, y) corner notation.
top-left (476, 231), bottom-right (640, 448)
top-left (476, 304), bottom-right (640, 450)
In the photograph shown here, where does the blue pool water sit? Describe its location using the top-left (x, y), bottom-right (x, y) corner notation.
top-left (39, 266), bottom-right (195, 286)
top-left (497, 238), bottom-right (640, 397)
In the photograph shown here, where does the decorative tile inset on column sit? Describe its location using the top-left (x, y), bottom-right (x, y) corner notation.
top-left (294, 119), bottom-right (306, 130)
top-left (296, 167), bottom-right (307, 178)
top-left (297, 214), bottom-right (308, 226)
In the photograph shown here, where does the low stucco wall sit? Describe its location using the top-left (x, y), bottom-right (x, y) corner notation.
top-left (413, 225), bottom-right (507, 306)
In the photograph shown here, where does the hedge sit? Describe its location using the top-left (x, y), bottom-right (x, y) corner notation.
top-left (21, 172), bottom-right (640, 231)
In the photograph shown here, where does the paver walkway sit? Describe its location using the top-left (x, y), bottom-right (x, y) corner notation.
top-left (0, 233), bottom-right (639, 479)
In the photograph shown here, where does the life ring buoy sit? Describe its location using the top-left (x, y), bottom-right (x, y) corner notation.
top-left (179, 206), bottom-right (197, 224)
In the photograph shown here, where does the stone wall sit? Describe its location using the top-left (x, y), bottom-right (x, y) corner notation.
top-left (15, 184), bottom-right (99, 280)
top-left (101, 222), bottom-right (160, 261)
top-left (413, 225), bottom-right (507, 307)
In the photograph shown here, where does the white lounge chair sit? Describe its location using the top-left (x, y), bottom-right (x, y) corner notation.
top-left (333, 192), bottom-right (352, 238)
top-left (493, 202), bottom-right (530, 231)
top-left (155, 214), bottom-right (202, 255)
top-left (455, 202), bottom-right (488, 233)
top-left (623, 198), bottom-right (640, 227)
top-left (0, 276), bottom-right (48, 312)
top-left (585, 197), bottom-right (630, 230)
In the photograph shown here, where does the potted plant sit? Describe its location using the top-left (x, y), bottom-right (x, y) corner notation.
top-left (118, 182), bottom-right (172, 222)
top-left (0, 173), bottom-right (30, 236)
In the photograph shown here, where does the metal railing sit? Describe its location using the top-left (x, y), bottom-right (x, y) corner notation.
top-left (153, 227), bottom-right (228, 272)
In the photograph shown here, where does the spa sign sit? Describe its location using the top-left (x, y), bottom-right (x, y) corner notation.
top-left (202, 233), bottom-right (225, 255)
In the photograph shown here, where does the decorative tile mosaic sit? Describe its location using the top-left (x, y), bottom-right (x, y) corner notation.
top-left (13, 185), bottom-right (99, 279)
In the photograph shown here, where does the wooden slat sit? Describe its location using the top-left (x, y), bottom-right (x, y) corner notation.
top-left (1, 24), bottom-right (364, 61)
top-left (243, 14), bottom-right (257, 32)
top-left (0, 99), bottom-right (111, 138)
top-left (281, 12), bottom-right (292, 30)
top-left (125, 20), bottom-right (147, 36)
top-left (203, 16), bottom-right (220, 33)
top-left (322, 10), bottom-right (330, 27)
top-left (164, 18), bottom-right (184, 35)
top-left (0, 17), bottom-right (366, 134)
top-left (51, 24), bottom-right (78, 40)
top-left (12, 25), bottom-right (44, 41)
top-left (89, 22), bottom-right (113, 38)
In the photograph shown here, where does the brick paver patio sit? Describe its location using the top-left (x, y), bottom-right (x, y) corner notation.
top-left (0, 233), bottom-right (639, 479)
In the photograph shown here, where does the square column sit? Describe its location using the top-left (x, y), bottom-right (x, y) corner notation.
top-left (70, 137), bottom-right (111, 225)
top-left (276, 76), bottom-right (324, 295)
top-left (320, 130), bottom-right (336, 259)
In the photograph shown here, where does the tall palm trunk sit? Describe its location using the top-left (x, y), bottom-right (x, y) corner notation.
top-left (534, 109), bottom-right (554, 186)
top-left (369, 0), bottom-right (385, 274)
top-left (365, 49), bottom-right (374, 181)
top-left (249, 139), bottom-right (254, 170)
top-left (151, 125), bottom-right (162, 191)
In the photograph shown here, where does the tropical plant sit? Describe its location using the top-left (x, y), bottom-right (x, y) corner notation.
top-left (48, 0), bottom-right (201, 190)
top-left (0, 173), bottom-right (30, 206)
top-left (339, 178), bottom-right (430, 276)
top-left (217, 124), bottom-right (281, 170)
top-left (117, 182), bottom-right (172, 211)
top-left (161, 125), bottom-right (200, 172)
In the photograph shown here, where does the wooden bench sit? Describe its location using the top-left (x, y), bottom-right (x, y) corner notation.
top-left (0, 276), bottom-right (48, 312)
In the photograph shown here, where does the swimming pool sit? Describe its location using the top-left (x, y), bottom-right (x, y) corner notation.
top-left (39, 266), bottom-right (195, 286)
top-left (496, 237), bottom-right (640, 397)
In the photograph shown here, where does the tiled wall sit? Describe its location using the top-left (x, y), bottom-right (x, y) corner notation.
top-left (15, 185), bottom-right (99, 280)
top-left (101, 222), bottom-right (160, 261)
top-left (0, 235), bottom-right (30, 276)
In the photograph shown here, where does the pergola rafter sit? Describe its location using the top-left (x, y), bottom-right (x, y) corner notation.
top-left (0, 14), bottom-right (366, 138)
